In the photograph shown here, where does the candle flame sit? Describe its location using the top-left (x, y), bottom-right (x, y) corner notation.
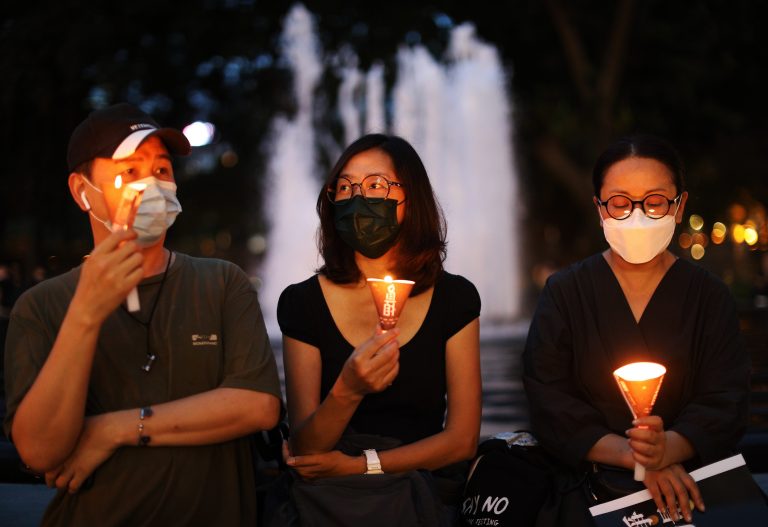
top-left (613, 361), bottom-right (666, 422)
top-left (114, 175), bottom-right (123, 189)
top-left (614, 362), bottom-right (666, 381)
top-left (384, 275), bottom-right (393, 282)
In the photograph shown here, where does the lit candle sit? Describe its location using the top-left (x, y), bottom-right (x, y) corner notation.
top-left (112, 181), bottom-right (147, 231)
top-left (613, 362), bottom-right (667, 481)
top-left (366, 275), bottom-right (415, 330)
top-left (112, 180), bottom-right (147, 312)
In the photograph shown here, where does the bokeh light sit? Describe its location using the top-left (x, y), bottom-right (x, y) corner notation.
top-left (183, 121), bottom-right (216, 147)
top-left (711, 221), bottom-right (727, 244)
top-left (732, 224), bottom-right (745, 244)
top-left (729, 203), bottom-right (747, 223)
top-left (691, 244), bottom-right (705, 260)
top-left (220, 150), bottom-right (239, 168)
top-left (247, 234), bottom-right (267, 255)
top-left (689, 214), bottom-right (704, 231)
top-left (691, 232), bottom-right (709, 248)
top-left (744, 226), bottom-right (759, 246)
top-left (678, 232), bottom-right (692, 249)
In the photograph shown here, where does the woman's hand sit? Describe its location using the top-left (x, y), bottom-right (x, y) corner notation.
top-left (335, 327), bottom-right (401, 400)
top-left (44, 414), bottom-right (119, 493)
top-left (643, 463), bottom-right (704, 523)
top-left (283, 441), bottom-right (365, 480)
top-left (626, 415), bottom-right (667, 470)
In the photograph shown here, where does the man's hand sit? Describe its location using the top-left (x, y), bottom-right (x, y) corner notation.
top-left (643, 463), bottom-right (704, 523)
top-left (283, 441), bottom-right (365, 480)
top-left (71, 230), bottom-right (143, 325)
top-left (11, 231), bottom-right (142, 472)
top-left (44, 414), bottom-right (120, 494)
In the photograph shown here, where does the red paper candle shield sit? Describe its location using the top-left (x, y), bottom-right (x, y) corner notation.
top-left (367, 276), bottom-right (415, 330)
top-left (613, 362), bottom-right (666, 419)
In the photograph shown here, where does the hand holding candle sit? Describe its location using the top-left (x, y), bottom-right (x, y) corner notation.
top-left (111, 176), bottom-right (147, 312)
top-left (613, 361), bottom-right (666, 481)
top-left (366, 275), bottom-right (415, 330)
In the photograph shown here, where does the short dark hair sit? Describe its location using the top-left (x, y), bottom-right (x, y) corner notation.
top-left (73, 160), bottom-right (93, 179)
top-left (592, 135), bottom-right (686, 197)
top-left (316, 134), bottom-right (446, 295)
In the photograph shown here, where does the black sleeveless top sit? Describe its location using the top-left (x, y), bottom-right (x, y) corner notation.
top-left (277, 271), bottom-right (480, 445)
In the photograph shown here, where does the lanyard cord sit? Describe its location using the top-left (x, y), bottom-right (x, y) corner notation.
top-left (122, 250), bottom-right (173, 372)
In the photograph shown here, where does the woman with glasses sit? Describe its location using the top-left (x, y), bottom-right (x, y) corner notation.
top-left (522, 135), bottom-right (750, 524)
top-left (275, 134), bottom-right (481, 520)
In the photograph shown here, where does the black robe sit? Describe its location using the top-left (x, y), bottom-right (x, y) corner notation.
top-left (523, 253), bottom-right (750, 470)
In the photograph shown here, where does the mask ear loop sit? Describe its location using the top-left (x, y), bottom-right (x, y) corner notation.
top-left (594, 197), bottom-right (605, 226)
top-left (80, 176), bottom-right (113, 230)
top-left (671, 195), bottom-right (683, 218)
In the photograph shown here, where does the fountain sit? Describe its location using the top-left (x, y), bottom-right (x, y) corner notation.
top-left (259, 4), bottom-right (521, 335)
top-left (258, 4), bottom-right (322, 335)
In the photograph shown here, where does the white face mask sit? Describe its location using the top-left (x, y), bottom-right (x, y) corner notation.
top-left (82, 175), bottom-right (182, 246)
top-left (602, 207), bottom-right (677, 264)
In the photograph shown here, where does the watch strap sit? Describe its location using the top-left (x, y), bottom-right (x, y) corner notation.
top-left (363, 448), bottom-right (384, 474)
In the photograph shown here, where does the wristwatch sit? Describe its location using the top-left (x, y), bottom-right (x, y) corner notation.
top-left (363, 449), bottom-right (384, 474)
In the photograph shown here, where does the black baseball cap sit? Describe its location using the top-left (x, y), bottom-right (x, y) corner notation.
top-left (67, 103), bottom-right (191, 172)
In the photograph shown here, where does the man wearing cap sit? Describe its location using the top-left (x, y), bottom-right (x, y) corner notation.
top-left (3, 103), bottom-right (282, 525)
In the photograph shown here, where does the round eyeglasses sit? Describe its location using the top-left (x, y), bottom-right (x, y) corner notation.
top-left (597, 194), bottom-right (682, 220)
top-left (327, 175), bottom-right (404, 203)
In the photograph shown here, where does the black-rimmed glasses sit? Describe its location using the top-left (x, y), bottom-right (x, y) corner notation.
top-left (597, 194), bottom-right (682, 220)
top-left (327, 175), bottom-right (404, 203)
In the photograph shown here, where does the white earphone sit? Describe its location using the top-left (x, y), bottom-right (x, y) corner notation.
top-left (80, 190), bottom-right (91, 210)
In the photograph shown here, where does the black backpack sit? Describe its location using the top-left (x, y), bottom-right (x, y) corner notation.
top-left (460, 432), bottom-right (593, 527)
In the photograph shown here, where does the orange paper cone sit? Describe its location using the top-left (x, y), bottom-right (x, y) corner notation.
top-left (613, 362), bottom-right (666, 481)
top-left (367, 276), bottom-right (415, 330)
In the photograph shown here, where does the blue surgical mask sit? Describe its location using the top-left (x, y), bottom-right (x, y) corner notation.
top-left (82, 175), bottom-right (182, 246)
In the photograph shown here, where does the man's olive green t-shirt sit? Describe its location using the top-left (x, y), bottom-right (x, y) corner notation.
top-left (4, 253), bottom-right (281, 527)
